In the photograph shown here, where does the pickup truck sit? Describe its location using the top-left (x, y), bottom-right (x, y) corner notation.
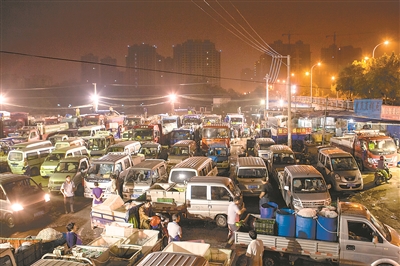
top-left (234, 201), bottom-right (400, 266)
top-left (146, 176), bottom-right (241, 228)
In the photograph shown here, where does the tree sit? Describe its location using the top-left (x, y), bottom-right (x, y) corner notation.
top-left (335, 53), bottom-right (400, 104)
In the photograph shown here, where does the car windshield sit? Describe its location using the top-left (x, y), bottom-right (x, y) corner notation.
top-left (368, 139), bottom-right (397, 155)
top-left (55, 162), bottom-right (79, 173)
top-left (293, 177), bottom-right (328, 193)
top-left (369, 211), bottom-right (391, 242)
top-left (7, 151), bottom-right (23, 162)
top-left (88, 163), bottom-right (114, 177)
top-left (125, 169), bottom-right (152, 183)
top-left (237, 168), bottom-right (267, 178)
top-left (259, 144), bottom-right (273, 150)
top-left (46, 153), bottom-right (65, 161)
top-left (3, 179), bottom-right (42, 201)
top-left (202, 128), bottom-right (230, 139)
top-left (170, 170), bottom-right (196, 184)
top-left (331, 157), bottom-right (359, 171)
top-left (170, 147), bottom-right (189, 156)
top-left (88, 138), bottom-right (106, 150)
top-left (132, 129), bottom-right (153, 140)
top-left (272, 153), bottom-right (295, 164)
top-left (78, 130), bottom-right (91, 137)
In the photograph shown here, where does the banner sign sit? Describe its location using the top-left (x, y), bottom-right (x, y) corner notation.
top-left (381, 105), bottom-right (400, 121)
top-left (353, 99), bottom-right (382, 119)
top-left (277, 127), bottom-right (312, 136)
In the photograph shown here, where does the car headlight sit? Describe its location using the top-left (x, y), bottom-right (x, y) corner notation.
top-left (325, 198), bottom-right (332, 206)
top-left (293, 199), bottom-right (302, 208)
top-left (334, 173), bottom-right (341, 180)
top-left (11, 204), bottom-right (23, 211)
top-left (44, 194), bottom-right (50, 202)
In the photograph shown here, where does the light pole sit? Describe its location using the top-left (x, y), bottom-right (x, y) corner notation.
top-left (372, 41), bottom-right (389, 58)
top-left (169, 94), bottom-right (176, 114)
top-left (310, 62), bottom-right (321, 106)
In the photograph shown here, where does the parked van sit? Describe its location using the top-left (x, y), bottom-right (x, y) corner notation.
top-left (48, 134), bottom-right (69, 146)
top-left (77, 125), bottom-right (105, 140)
top-left (54, 137), bottom-right (86, 150)
top-left (235, 157), bottom-right (268, 197)
top-left (168, 140), bottom-right (197, 165)
top-left (106, 141), bottom-right (141, 156)
top-left (279, 165), bottom-right (331, 211)
top-left (168, 157), bottom-right (218, 189)
top-left (10, 140), bottom-right (53, 151)
top-left (40, 146), bottom-right (90, 178)
top-left (47, 156), bottom-right (90, 196)
top-left (7, 143), bottom-right (54, 176)
top-left (122, 159), bottom-right (168, 200)
top-left (87, 135), bottom-right (115, 158)
top-left (138, 142), bottom-right (161, 159)
top-left (0, 174), bottom-right (50, 228)
top-left (316, 147), bottom-right (363, 192)
top-left (84, 153), bottom-right (134, 199)
top-left (254, 138), bottom-right (275, 159)
top-left (266, 144), bottom-right (296, 182)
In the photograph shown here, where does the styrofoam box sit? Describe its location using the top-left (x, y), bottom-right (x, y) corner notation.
top-left (105, 223), bottom-right (134, 238)
top-left (93, 194), bottom-right (124, 211)
top-left (162, 241), bottom-right (211, 257)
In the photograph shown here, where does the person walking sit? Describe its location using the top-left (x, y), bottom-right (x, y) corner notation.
top-left (227, 196), bottom-right (246, 245)
top-left (167, 214), bottom-right (182, 242)
top-left (66, 222), bottom-right (82, 248)
top-left (92, 182), bottom-right (104, 206)
top-left (259, 177), bottom-right (273, 208)
top-left (245, 230), bottom-right (264, 266)
top-left (60, 175), bottom-right (76, 214)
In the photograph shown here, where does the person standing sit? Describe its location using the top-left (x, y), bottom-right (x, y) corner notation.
top-left (246, 230), bottom-right (264, 266)
top-left (167, 214), bottom-right (182, 242)
top-left (60, 175), bottom-right (76, 214)
top-left (259, 177), bottom-right (273, 207)
top-left (227, 196), bottom-right (246, 245)
top-left (139, 201), bottom-right (153, 229)
top-left (23, 161), bottom-right (31, 177)
top-left (66, 222), bottom-right (82, 248)
top-left (92, 182), bottom-right (104, 206)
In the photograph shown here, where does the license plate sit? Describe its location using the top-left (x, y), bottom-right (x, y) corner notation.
top-left (248, 185), bottom-right (257, 189)
top-left (34, 210), bottom-right (44, 217)
top-left (131, 194), bottom-right (141, 199)
top-left (347, 183), bottom-right (356, 187)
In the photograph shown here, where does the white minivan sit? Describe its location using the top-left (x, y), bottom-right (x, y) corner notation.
top-left (280, 165), bottom-right (331, 211)
top-left (235, 157), bottom-right (268, 197)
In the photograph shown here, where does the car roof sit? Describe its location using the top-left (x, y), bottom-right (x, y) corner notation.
top-left (0, 174), bottom-right (30, 184)
top-left (285, 165), bottom-right (322, 178)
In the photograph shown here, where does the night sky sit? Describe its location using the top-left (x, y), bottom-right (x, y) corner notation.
top-left (1, 0), bottom-right (399, 93)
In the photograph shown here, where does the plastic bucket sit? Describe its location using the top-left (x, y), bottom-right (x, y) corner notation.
top-left (276, 208), bottom-right (296, 237)
top-left (316, 215), bottom-right (338, 241)
top-left (260, 202), bottom-right (278, 218)
top-left (296, 215), bottom-right (316, 240)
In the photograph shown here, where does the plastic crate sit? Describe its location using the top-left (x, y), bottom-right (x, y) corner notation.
top-left (254, 218), bottom-right (276, 235)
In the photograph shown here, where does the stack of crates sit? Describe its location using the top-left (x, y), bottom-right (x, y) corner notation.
top-left (254, 218), bottom-right (276, 235)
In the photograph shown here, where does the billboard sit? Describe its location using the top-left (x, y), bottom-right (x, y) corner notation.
top-left (353, 99), bottom-right (382, 119)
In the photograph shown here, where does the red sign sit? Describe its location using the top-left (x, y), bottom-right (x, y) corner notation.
top-left (381, 105), bottom-right (400, 121)
top-left (277, 127), bottom-right (311, 136)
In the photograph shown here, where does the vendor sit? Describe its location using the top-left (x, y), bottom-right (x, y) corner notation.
top-left (139, 201), bottom-right (153, 229)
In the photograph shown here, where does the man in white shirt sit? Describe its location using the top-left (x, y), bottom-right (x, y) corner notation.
top-left (60, 175), bottom-right (76, 214)
top-left (246, 230), bottom-right (264, 266)
top-left (167, 214), bottom-right (182, 242)
top-left (227, 196), bottom-right (246, 245)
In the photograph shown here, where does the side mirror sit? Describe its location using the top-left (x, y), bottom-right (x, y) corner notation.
top-left (284, 185), bottom-right (289, 191)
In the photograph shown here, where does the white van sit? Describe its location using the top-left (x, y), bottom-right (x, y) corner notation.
top-left (235, 157), bottom-right (268, 197)
top-left (254, 138), bottom-right (275, 160)
top-left (40, 146), bottom-right (90, 178)
top-left (122, 159), bottom-right (168, 200)
top-left (280, 165), bottom-right (331, 211)
top-left (316, 147), bottom-right (363, 192)
top-left (77, 125), bottom-right (105, 140)
top-left (84, 153), bottom-right (134, 199)
top-left (106, 141), bottom-right (141, 156)
top-left (168, 157), bottom-right (218, 189)
top-left (168, 140), bottom-right (197, 165)
top-left (7, 143), bottom-right (54, 176)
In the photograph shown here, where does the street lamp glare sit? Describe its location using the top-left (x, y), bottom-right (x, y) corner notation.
top-left (310, 62), bottom-right (321, 106)
top-left (169, 94), bottom-right (177, 102)
top-left (372, 40), bottom-right (390, 58)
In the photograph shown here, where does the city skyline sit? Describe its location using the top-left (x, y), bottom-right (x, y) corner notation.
top-left (2, 1), bottom-right (399, 93)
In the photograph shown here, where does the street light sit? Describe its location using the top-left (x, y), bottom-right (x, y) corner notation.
top-left (372, 40), bottom-right (389, 58)
top-left (169, 94), bottom-right (176, 114)
top-left (310, 62), bottom-right (321, 106)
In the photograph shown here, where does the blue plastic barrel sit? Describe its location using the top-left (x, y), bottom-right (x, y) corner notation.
top-left (316, 215), bottom-right (338, 241)
top-left (296, 215), bottom-right (316, 239)
top-left (260, 202), bottom-right (278, 218)
top-left (276, 208), bottom-right (296, 237)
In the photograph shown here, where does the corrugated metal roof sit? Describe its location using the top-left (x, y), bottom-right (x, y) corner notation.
top-left (137, 251), bottom-right (208, 266)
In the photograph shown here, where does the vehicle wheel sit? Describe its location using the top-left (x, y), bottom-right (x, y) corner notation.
top-left (76, 184), bottom-right (84, 196)
top-left (387, 173), bottom-right (393, 181)
top-left (31, 167), bottom-right (40, 177)
top-left (215, 214), bottom-right (227, 228)
top-left (263, 252), bottom-right (280, 266)
top-left (5, 214), bottom-right (16, 228)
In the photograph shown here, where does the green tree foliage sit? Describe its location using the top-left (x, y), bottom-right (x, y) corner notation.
top-left (335, 53), bottom-right (400, 104)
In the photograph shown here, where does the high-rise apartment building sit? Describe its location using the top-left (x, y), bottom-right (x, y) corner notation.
top-left (173, 40), bottom-right (221, 87)
top-left (81, 53), bottom-right (100, 84)
top-left (100, 56), bottom-right (123, 85)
